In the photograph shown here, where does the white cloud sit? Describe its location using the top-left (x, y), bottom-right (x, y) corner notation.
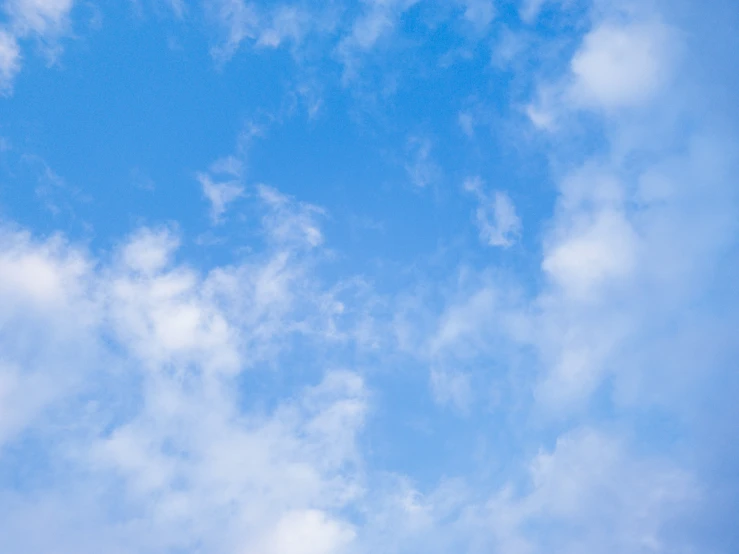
top-left (355, 427), bottom-right (696, 554)
top-left (458, 111), bottom-right (475, 137)
top-left (506, 3), bottom-right (739, 415)
top-left (0, 0), bottom-right (76, 92)
top-left (207, 0), bottom-right (260, 60)
top-left (258, 184), bottom-right (325, 247)
top-left (0, 185), bottom-right (373, 552)
top-left (569, 20), bottom-right (676, 110)
top-left (464, 177), bottom-right (521, 247)
top-left (486, 427), bottom-right (697, 553)
top-left (346, 0), bottom-right (416, 51)
top-left (109, 260), bottom-right (241, 375)
top-left (429, 283), bottom-right (500, 356)
top-left (0, 30), bottom-right (20, 93)
top-left (519, 0), bottom-right (547, 23)
top-left (257, 5), bottom-right (311, 48)
top-left (5, 0), bottom-right (74, 36)
top-left (430, 368), bottom-right (472, 413)
top-left (518, 0), bottom-right (571, 24)
top-left (206, 0), bottom-right (329, 61)
top-left (0, 231), bottom-right (87, 307)
top-left (199, 173), bottom-right (244, 224)
top-left (209, 154), bottom-right (243, 176)
top-left (197, 154), bottom-right (245, 224)
top-left (543, 209), bottom-right (638, 300)
top-left (523, 133), bottom-right (739, 411)
top-left (525, 100), bottom-right (557, 131)
top-left (458, 0), bottom-right (495, 32)
top-left (405, 136), bottom-right (440, 189)
top-left (336, 0), bottom-right (419, 80)
top-left (256, 509), bottom-right (356, 554)
top-left (491, 28), bottom-right (529, 69)
top-left (88, 368), bottom-right (366, 553)
top-left (0, 228), bottom-right (99, 451)
top-left (1, 1), bottom-right (737, 552)
top-left (526, 15), bottom-right (679, 128)
top-left (120, 226), bottom-right (180, 275)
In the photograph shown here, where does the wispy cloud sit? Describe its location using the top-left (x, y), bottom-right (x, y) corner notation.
top-left (0, 0), bottom-right (76, 91)
top-left (0, 30), bottom-right (20, 93)
top-left (405, 135), bottom-right (440, 189)
top-left (198, 171), bottom-right (245, 224)
top-left (464, 177), bottom-right (522, 248)
top-left (206, 0), bottom-right (334, 63)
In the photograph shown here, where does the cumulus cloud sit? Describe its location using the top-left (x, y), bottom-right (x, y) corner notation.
top-left (512, 4), bottom-right (739, 415)
top-left (87, 368), bottom-right (366, 553)
top-left (256, 509), bottom-right (356, 554)
top-left (0, 227), bottom-right (98, 450)
top-left (1, 173), bottom-right (707, 552)
top-left (120, 226), bottom-right (180, 275)
top-left (530, 149), bottom-right (738, 408)
top-left (568, 20), bottom-right (676, 110)
top-left (526, 13), bottom-right (679, 129)
top-left (543, 208), bottom-right (638, 300)
top-left (0, 187), bottom-right (369, 553)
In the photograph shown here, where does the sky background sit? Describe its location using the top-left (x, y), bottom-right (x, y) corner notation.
top-left (0, 0), bottom-right (738, 552)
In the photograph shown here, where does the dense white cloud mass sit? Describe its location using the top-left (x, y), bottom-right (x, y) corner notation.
top-left (569, 20), bottom-right (675, 110)
top-left (527, 7), bottom-right (679, 127)
top-left (0, 193), bottom-right (368, 553)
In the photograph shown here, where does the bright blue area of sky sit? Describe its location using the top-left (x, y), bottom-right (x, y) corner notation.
top-left (1, 1), bottom-right (554, 270)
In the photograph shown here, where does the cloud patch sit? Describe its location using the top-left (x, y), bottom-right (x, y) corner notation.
top-left (464, 177), bottom-right (521, 248)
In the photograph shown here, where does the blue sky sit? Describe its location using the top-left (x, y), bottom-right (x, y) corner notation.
top-left (1, 0), bottom-right (738, 552)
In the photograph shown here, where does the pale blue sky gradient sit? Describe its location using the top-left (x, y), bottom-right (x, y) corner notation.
top-left (0, 0), bottom-right (738, 552)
